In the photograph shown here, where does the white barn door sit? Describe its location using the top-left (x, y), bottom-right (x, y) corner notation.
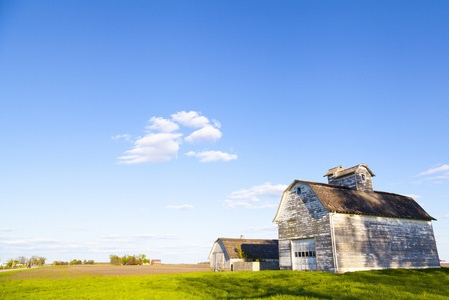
top-left (213, 253), bottom-right (225, 272)
top-left (291, 238), bottom-right (317, 271)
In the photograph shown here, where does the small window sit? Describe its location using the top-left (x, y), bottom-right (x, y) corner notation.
top-left (295, 252), bottom-right (298, 257)
top-left (361, 174), bottom-right (366, 182)
top-left (296, 187), bottom-right (302, 195)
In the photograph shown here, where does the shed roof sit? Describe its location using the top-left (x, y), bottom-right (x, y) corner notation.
top-left (212, 238), bottom-right (279, 260)
top-left (274, 180), bottom-right (435, 221)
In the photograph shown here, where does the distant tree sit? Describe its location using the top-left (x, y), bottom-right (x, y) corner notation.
top-left (69, 259), bottom-right (82, 265)
top-left (85, 260), bottom-right (94, 265)
top-left (29, 256), bottom-right (39, 266)
top-left (138, 254), bottom-right (150, 265)
top-left (6, 259), bottom-right (18, 268)
top-left (17, 256), bottom-right (27, 265)
top-left (109, 255), bottom-right (121, 265)
top-left (37, 257), bottom-right (46, 266)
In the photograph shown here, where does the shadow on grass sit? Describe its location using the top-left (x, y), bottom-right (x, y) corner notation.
top-left (341, 268), bottom-right (449, 298)
top-left (172, 268), bottom-right (449, 299)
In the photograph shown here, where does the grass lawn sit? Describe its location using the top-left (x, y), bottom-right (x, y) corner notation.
top-left (1, 266), bottom-right (448, 299)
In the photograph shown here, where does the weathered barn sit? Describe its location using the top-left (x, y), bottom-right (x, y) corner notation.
top-left (208, 238), bottom-right (279, 271)
top-left (273, 164), bottom-right (440, 273)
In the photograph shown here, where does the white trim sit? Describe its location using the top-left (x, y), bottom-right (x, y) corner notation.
top-left (330, 212), bottom-right (339, 273)
top-left (273, 180), bottom-right (300, 222)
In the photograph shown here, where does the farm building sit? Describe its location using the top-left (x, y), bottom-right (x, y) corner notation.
top-left (208, 238), bottom-right (279, 271)
top-left (273, 164), bottom-right (440, 273)
top-left (150, 259), bottom-right (161, 265)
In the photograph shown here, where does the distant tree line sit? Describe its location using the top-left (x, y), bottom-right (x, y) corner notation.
top-left (53, 259), bottom-right (95, 265)
top-left (2, 256), bottom-right (46, 268)
top-left (109, 254), bottom-right (150, 265)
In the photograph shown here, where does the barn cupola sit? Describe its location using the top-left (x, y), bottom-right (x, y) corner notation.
top-left (323, 164), bottom-right (375, 192)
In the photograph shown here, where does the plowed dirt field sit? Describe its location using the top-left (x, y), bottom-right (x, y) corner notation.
top-left (1, 264), bottom-right (210, 280)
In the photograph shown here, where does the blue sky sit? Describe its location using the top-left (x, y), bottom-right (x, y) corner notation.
top-left (1, 1), bottom-right (448, 264)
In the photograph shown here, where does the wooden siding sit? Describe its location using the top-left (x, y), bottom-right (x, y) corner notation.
top-left (332, 214), bottom-right (440, 272)
top-left (328, 166), bottom-right (373, 192)
top-left (277, 182), bottom-right (335, 271)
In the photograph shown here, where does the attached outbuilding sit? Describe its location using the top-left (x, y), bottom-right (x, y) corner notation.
top-left (273, 164), bottom-right (440, 273)
top-left (208, 238), bottom-right (279, 271)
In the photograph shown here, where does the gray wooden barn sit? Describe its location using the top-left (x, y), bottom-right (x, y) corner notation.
top-left (273, 164), bottom-right (440, 273)
top-left (208, 238), bottom-right (279, 271)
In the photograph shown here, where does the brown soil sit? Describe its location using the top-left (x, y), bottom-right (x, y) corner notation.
top-left (0, 264), bottom-right (211, 280)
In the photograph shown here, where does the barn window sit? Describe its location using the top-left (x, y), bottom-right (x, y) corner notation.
top-left (296, 187), bottom-right (302, 195)
top-left (361, 174), bottom-right (366, 182)
top-left (295, 252), bottom-right (298, 257)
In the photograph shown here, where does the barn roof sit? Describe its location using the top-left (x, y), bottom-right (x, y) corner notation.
top-left (274, 180), bottom-right (435, 221)
top-left (210, 238), bottom-right (279, 260)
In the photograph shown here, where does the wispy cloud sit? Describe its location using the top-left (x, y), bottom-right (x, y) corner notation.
top-left (244, 224), bottom-right (278, 232)
top-left (436, 214), bottom-right (449, 219)
top-left (111, 134), bottom-right (131, 141)
top-left (0, 227), bottom-right (11, 231)
top-left (415, 164), bottom-right (449, 184)
top-left (417, 165), bottom-right (449, 176)
top-left (115, 111), bottom-right (233, 164)
top-left (224, 182), bottom-right (287, 209)
top-left (404, 194), bottom-right (422, 199)
top-left (167, 204), bottom-right (194, 210)
top-left (186, 151), bottom-right (237, 162)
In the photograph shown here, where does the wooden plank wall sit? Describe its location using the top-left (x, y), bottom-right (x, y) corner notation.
top-left (333, 214), bottom-right (441, 272)
top-left (277, 182), bottom-right (335, 271)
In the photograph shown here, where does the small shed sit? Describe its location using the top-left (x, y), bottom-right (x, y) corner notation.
top-left (151, 259), bottom-right (161, 265)
top-left (208, 238), bottom-right (279, 271)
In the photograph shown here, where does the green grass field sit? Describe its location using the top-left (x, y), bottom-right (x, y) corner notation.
top-left (1, 267), bottom-right (449, 299)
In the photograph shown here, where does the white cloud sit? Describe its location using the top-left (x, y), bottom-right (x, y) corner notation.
top-left (185, 125), bottom-right (223, 143)
top-left (116, 111), bottom-right (236, 164)
top-left (171, 111), bottom-right (209, 128)
top-left (118, 133), bottom-right (182, 164)
top-left (417, 164), bottom-right (449, 176)
top-left (146, 117), bottom-right (179, 133)
top-left (224, 182), bottom-right (287, 209)
top-left (186, 150), bottom-right (237, 162)
top-left (167, 204), bottom-right (194, 210)
top-left (0, 227), bottom-right (11, 231)
top-left (111, 134), bottom-right (131, 141)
